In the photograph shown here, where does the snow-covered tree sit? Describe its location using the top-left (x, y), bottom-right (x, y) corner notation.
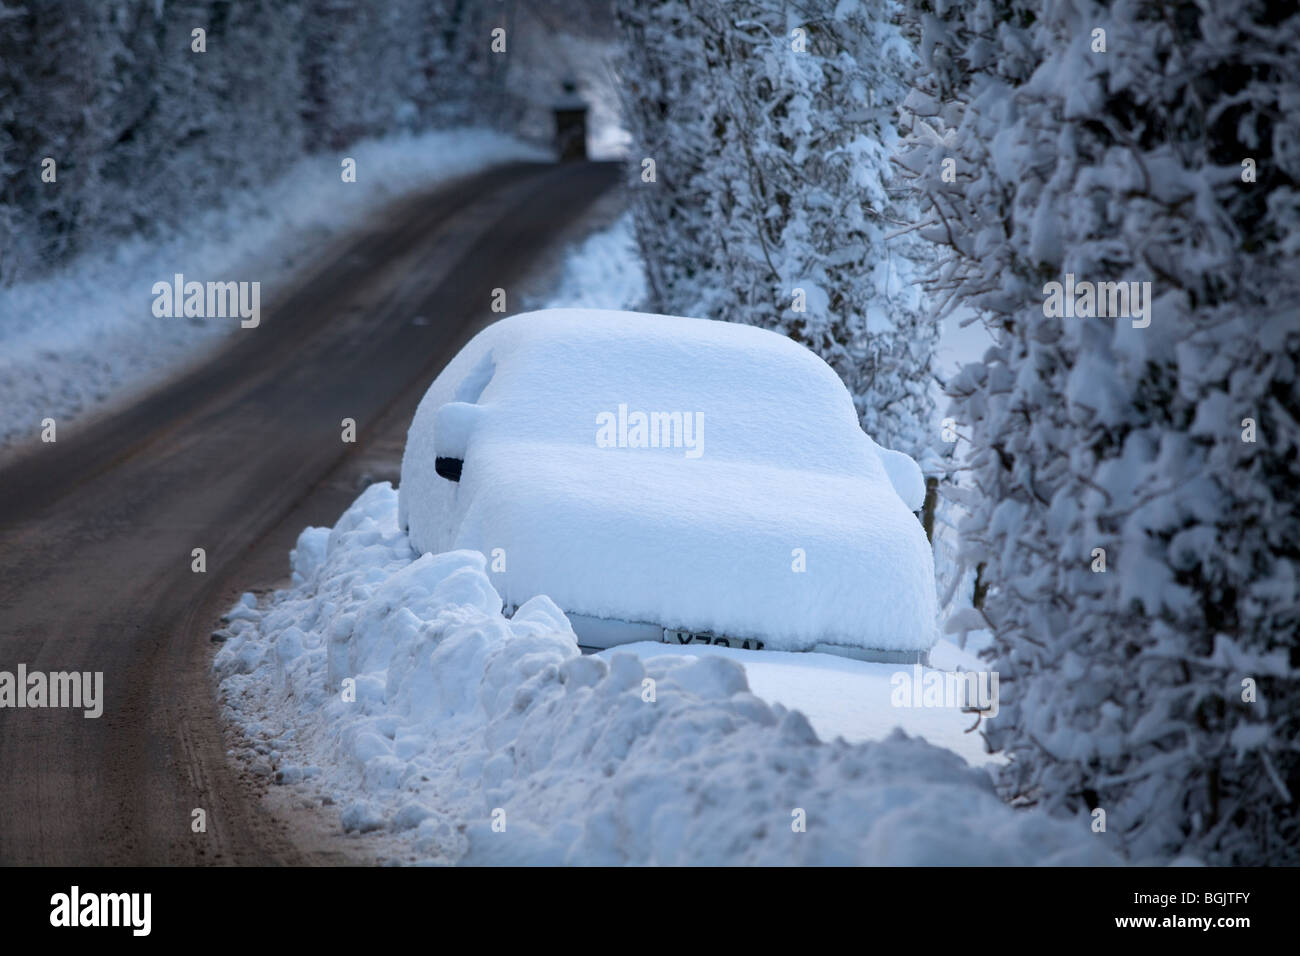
top-left (0, 0), bottom-right (515, 285)
top-left (897, 0), bottom-right (1300, 863)
top-left (0, 1), bottom-right (135, 280)
top-left (615, 0), bottom-right (936, 456)
top-left (299, 0), bottom-right (401, 149)
top-left (0, 1), bottom-right (37, 279)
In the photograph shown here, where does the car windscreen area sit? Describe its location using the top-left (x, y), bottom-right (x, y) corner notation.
top-left (476, 312), bottom-right (882, 478)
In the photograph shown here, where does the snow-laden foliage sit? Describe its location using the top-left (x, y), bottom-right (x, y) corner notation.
top-left (897, 0), bottom-right (1300, 864)
top-left (0, 0), bottom-right (508, 285)
top-left (615, 0), bottom-right (937, 456)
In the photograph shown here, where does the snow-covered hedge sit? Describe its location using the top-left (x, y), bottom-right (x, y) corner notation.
top-left (614, 0), bottom-right (937, 459)
top-left (897, 0), bottom-right (1300, 864)
top-left (0, 0), bottom-right (511, 285)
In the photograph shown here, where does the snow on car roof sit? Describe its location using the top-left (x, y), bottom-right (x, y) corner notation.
top-left (399, 309), bottom-right (936, 652)
top-left (470, 309), bottom-right (872, 472)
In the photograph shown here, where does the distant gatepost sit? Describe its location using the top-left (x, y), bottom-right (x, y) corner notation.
top-left (553, 78), bottom-right (588, 162)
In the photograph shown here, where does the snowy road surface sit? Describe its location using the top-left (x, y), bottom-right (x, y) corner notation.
top-left (0, 160), bottom-right (620, 864)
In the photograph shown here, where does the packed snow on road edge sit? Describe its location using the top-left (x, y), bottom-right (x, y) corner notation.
top-left (0, 128), bottom-right (546, 453)
top-left (215, 482), bottom-right (1117, 865)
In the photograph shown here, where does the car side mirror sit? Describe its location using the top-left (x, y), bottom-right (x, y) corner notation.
top-left (435, 456), bottom-right (463, 482)
top-left (872, 442), bottom-right (926, 512)
top-left (433, 401), bottom-right (485, 483)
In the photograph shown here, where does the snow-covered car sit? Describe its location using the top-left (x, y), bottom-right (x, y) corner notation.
top-left (399, 309), bottom-right (936, 661)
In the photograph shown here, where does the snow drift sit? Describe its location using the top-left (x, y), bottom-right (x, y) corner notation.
top-left (215, 482), bottom-right (1116, 865)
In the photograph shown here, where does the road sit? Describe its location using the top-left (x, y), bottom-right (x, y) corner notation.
top-left (0, 160), bottom-right (620, 864)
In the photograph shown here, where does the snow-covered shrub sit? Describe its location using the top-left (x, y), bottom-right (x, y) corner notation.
top-left (897, 0), bottom-right (1300, 863)
top-left (615, 0), bottom-right (937, 456)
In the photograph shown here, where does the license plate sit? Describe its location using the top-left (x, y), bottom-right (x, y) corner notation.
top-left (662, 628), bottom-right (765, 651)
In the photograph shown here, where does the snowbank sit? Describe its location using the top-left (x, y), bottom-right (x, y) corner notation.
top-left (597, 640), bottom-right (994, 765)
top-left (537, 213), bottom-right (647, 311)
top-left (0, 129), bottom-right (546, 453)
top-left (399, 309), bottom-right (936, 653)
top-left (216, 482), bottom-right (1116, 865)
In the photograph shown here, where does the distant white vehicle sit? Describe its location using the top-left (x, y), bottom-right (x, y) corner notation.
top-left (399, 309), bottom-right (936, 662)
